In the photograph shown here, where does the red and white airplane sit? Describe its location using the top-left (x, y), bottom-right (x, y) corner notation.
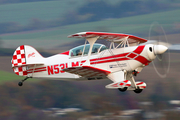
top-left (11, 32), bottom-right (168, 93)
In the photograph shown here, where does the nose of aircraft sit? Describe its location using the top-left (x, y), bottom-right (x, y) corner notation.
top-left (154, 45), bottom-right (168, 54)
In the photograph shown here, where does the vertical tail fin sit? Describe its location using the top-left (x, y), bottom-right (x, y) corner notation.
top-left (11, 45), bottom-right (44, 76)
top-left (12, 45), bottom-right (26, 67)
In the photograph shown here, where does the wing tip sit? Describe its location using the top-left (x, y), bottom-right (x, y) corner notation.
top-left (68, 32), bottom-right (87, 38)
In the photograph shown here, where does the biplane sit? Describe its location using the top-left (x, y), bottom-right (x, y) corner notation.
top-left (11, 32), bottom-right (168, 93)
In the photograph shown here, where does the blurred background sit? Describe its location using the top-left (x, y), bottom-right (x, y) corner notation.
top-left (0, 0), bottom-right (180, 119)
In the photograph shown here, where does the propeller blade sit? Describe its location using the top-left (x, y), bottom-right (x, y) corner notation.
top-left (148, 22), bottom-right (170, 78)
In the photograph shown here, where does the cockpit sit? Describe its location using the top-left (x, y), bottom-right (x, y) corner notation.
top-left (69, 43), bottom-right (107, 57)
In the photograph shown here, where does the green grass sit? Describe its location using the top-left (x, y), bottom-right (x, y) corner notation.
top-left (0, 0), bottom-right (86, 25)
top-left (0, 0), bottom-right (149, 25)
top-left (1, 9), bottom-right (180, 49)
top-left (0, 71), bottom-right (38, 84)
top-left (0, 70), bottom-right (22, 83)
top-left (0, 0), bottom-right (179, 25)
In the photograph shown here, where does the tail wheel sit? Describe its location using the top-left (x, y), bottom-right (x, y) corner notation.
top-left (118, 87), bottom-right (128, 92)
top-left (18, 82), bottom-right (23, 86)
top-left (134, 87), bottom-right (143, 94)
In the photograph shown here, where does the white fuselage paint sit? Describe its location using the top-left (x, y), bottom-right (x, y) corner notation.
top-left (29, 44), bottom-right (156, 81)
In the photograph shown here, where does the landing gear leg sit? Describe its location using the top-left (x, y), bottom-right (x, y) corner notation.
top-left (18, 77), bottom-right (31, 86)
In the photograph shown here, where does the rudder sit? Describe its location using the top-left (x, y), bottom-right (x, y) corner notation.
top-left (11, 45), bottom-right (44, 76)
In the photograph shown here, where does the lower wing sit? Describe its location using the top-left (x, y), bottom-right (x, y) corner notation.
top-left (62, 65), bottom-right (111, 79)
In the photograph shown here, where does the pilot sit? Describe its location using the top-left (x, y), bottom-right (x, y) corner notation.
top-left (76, 49), bottom-right (82, 56)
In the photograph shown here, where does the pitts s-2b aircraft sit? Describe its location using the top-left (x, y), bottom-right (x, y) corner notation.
top-left (11, 32), bottom-right (168, 93)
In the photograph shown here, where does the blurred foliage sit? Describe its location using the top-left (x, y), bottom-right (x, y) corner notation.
top-left (0, 48), bottom-right (14, 56)
top-left (0, 0), bottom-right (52, 4)
top-left (0, 0), bottom-right (179, 35)
top-left (0, 80), bottom-right (122, 119)
top-left (76, 0), bottom-right (168, 22)
top-left (1, 8), bottom-right (180, 48)
top-left (0, 47), bottom-right (52, 56)
top-left (0, 78), bottom-right (180, 119)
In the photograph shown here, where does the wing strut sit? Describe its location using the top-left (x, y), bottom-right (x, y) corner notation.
top-left (83, 36), bottom-right (99, 66)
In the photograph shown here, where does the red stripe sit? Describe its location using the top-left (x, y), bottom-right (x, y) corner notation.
top-left (133, 45), bottom-right (145, 54)
top-left (89, 45), bottom-right (146, 64)
top-left (90, 53), bottom-right (129, 62)
top-left (136, 82), bottom-right (144, 85)
top-left (119, 83), bottom-right (124, 85)
top-left (112, 83), bottom-right (118, 87)
top-left (28, 69), bottom-right (47, 73)
top-left (89, 55), bottom-right (149, 65)
top-left (27, 67), bottom-right (47, 73)
top-left (134, 56), bottom-right (150, 65)
top-left (126, 84), bottom-right (131, 86)
top-left (28, 67), bottom-right (46, 71)
top-left (139, 86), bottom-right (146, 88)
top-left (124, 80), bottom-right (129, 83)
top-left (60, 51), bottom-right (69, 55)
top-left (35, 67), bottom-right (46, 70)
top-left (127, 53), bottom-right (137, 59)
top-left (81, 60), bottom-right (86, 63)
top-left (78, 45), bottom-right (149, 65)
top-left (33, 69), bottom-right (47, 73)
top-left (91, 58), bottom-right (130, 64)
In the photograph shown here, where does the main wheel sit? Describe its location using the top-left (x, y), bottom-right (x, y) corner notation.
top-left (118, 87), bottom-right (128, 92)
top-left (18, 82), bottom-right (23, 86)
top-left (134, 88), bottom-right (143, 93)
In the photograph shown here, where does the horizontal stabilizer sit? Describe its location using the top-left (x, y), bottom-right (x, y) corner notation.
top-left (13, 65), bottom-right (46, 76)
top-left (105, 80), bottom-right (131, 89)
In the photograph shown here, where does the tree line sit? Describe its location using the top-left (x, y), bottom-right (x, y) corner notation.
top-left (0, 0), bottom-right (51, 4)
top-left (0, 0), bottom-right (178, 34)
top-left (0, 78), bottom-right (180, 119)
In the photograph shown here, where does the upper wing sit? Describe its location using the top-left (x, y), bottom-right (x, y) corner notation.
top-left (62, 65), bottom-right (111, 78)
top-left (68, 31), bottom-right (147, 44)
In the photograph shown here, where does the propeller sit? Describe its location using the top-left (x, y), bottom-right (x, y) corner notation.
top-left (148, 22), bottom-right (171, 78)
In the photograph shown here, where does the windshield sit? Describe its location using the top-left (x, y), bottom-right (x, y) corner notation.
top-left (70, 43), bottom-right (107, 57)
